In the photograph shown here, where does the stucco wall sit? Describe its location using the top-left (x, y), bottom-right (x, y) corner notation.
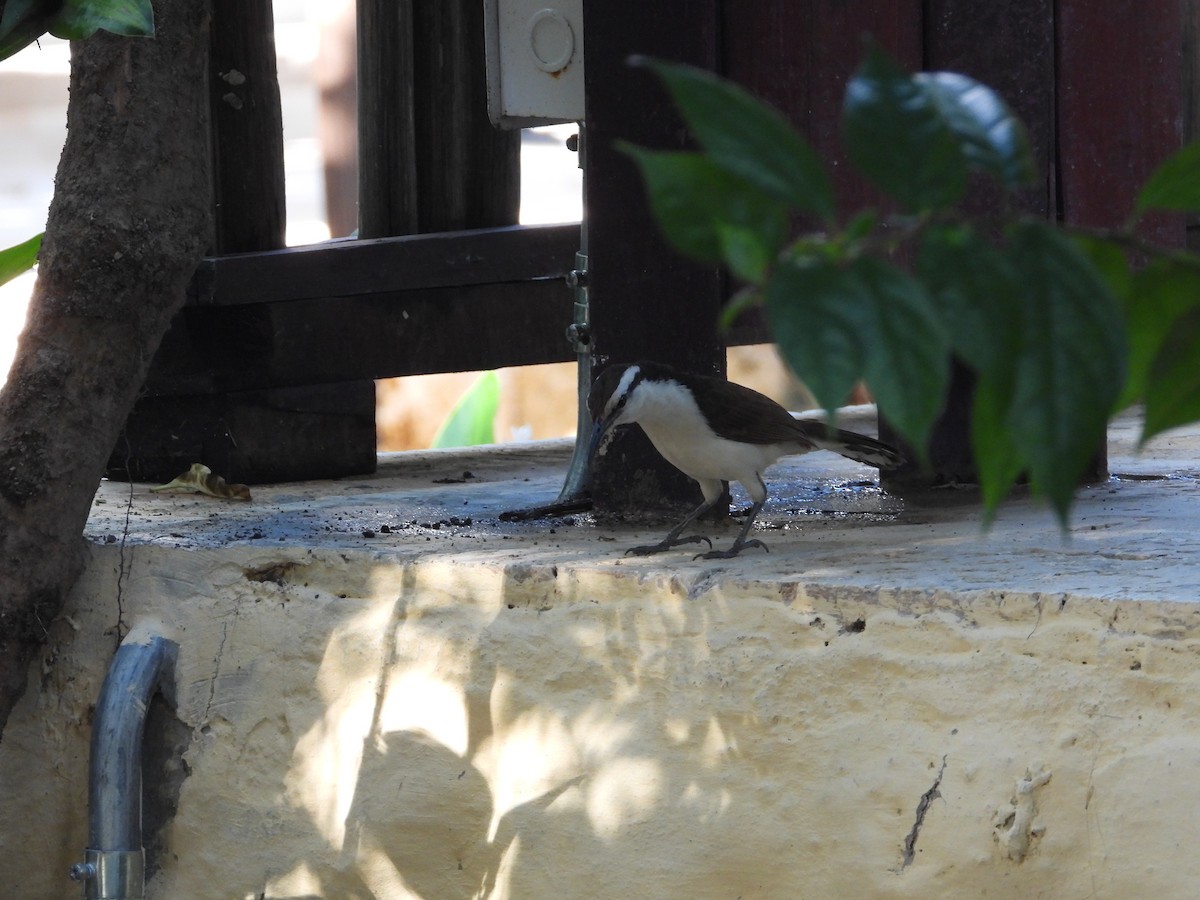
top-left (6, 536), bottom-right (1200, 899)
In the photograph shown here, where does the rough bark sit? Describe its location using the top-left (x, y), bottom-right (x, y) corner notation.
top-left (0, 0), bottom-right (212, 738)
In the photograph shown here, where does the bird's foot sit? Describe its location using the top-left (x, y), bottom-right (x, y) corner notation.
top-left (625, 534), bottom-right (712, 557)
top-left (694, 538), bottom-right (769, 561)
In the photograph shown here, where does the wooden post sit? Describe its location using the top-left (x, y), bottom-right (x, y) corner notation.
top-left (584, 0), bottom-right (727, 515)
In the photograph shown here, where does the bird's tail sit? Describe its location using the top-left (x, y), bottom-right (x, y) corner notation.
top-left (810, 428), bottom-right (906, 470)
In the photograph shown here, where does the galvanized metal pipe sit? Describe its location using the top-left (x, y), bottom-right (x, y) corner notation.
top-left (69, 632), bottom-right (178, 900)
top-left (555, 123), bottom-right (592, 504)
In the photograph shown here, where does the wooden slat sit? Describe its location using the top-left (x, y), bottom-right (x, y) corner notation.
top-left (357, 0), bottom-right (520, 238)
top-left (108, 385), bottom-right (377, 485)
top-left (412, 0), bottom-right (521, 232)
top-left (190, 223), bottom-right (580, 306)
top-left (142, 279), bottom-right (575, 396)
top-left (356, 0), bottom-right (418, 237)
top-left (208, 0), bottom-right (286, 252)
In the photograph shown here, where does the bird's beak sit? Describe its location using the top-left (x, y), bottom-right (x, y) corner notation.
top-left (587, 418), bottom-right (609, 463)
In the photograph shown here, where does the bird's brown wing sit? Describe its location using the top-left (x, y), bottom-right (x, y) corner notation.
top-left (676, 372), bottom-right (819, 446)
top-left (673, 369), bottom-right (904, 468)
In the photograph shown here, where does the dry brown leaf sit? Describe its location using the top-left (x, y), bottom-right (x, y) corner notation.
top-left (150, 463), bottom-right (252, 501)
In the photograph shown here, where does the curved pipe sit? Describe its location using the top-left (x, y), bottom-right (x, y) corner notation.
top-left (70, 632), bottom-right (178, 900)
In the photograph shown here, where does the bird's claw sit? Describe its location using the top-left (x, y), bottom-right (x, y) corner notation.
top-left (694, 538), bottom-right (770, 561)
top-left (625, 533), bottom-right (712, 557)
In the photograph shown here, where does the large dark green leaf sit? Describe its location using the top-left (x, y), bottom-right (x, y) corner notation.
top-left (1134, 140), bottom-right (1200, 217)
top-left (1115, 258), bottom-right (1200, 411)
top-left (639, 59), bottom-right (836, 222)
top-left (766, 255), bottom-right (949, 450)
top-left (0, 0), bottom-right (58, 60)
top-left (621, 145), bottom-right (790, 283)
top-left (0, 232), bottom-right (41, 289)
top-left (843, 47), bottom-right (966, 212)
top-left (1003, 221), bottom-right (1127, 520)
top-left (2, 0), bottom-right (153, 60)
top-left (1143, 306), bottom-right (1200, 441)
top-left (49, 0), bottom-right (154, 41)
top-left (971, 371), bottom-right (1024, 517)
top-left (917, 223), bottom-right (1021, 374)
top-left (849, 257), bottom-right (950, 450)
top-left (913, 72), bottom-right (1035, 190)
top-left (765, 257), bottom-right (866, 414)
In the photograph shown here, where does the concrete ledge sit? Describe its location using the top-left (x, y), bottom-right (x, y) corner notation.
top-left (4, 408), bottom-right (1200, 898)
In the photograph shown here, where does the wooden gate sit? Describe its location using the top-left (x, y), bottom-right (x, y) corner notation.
top-left (113, 1), bottom-right (1184, 511)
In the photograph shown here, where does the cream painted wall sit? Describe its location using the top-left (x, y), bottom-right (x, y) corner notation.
top-left (5, 537), bottom-right (1200, 899)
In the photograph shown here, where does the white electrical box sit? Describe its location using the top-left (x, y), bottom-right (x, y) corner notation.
top-left (484, 0), bottom-right (585, 128)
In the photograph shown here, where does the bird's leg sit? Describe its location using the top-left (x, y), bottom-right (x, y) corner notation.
top-left (625, 498), bottom-right (715, 556)
top-left (696, 499), bottom-right (769, 560)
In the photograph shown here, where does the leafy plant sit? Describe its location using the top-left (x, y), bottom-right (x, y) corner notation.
top-left (0, 232), bottom-right (40, 289)
top-left (0, 0), bottom-right (154, 61)
top-left (431, 371), bottom-right (501, 449)
top-left (624, 48), bottom-right (1200, 522)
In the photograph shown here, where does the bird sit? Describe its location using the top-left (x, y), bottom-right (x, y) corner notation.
top-left (587, 361), bottom-right (905, 560)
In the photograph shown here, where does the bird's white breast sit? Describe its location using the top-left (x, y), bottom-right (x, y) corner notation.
top-left (622, 379), bottom-right (795, 502)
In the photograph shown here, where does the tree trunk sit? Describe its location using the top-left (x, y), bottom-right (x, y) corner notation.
top-left (0, 0), bottom-right (212, 739)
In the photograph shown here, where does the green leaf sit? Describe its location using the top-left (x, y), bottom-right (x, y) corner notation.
top-left (765, 255), bottom-right (949, 451)
top-left (49, 0), bottom-right (154, 41)
top-left (913, 72), bottom-right (1035, 190)
top-left (1134, 140), bottom-right (1200, 217)
top-left (0, 232), bottom-right (41, 289)
top-left (848, 257), bottom-right (950, 451)
top-left (841, 210), bottom-right (878, 245)
top-left (0, 0), bottom-right (58, 61)
top-left (638, 58), bottom-right (836, 222)
top-left (431, 371), bottom-right (500, 449)
top-left (1143, 306), bottom-right (1200, 441)
top-left (1073, 233), bottom-right (1132, 300)
top-left (718, 284), bottom-right (762, 331)
top-left (621, 146), bottom-right (790, 283)
top-left (1003, 221), bottom-right (1127, 521)
top-left (843, 46), bottom-right (967, 212)
top-left (971, 372), bottom-right (1024, 517)
top-left (765, 257), bottom-right (866, 415)
top-left (1116, 258), bottom-right (1200, 411)
top-left (917, 224), bottom-right (1021, 374)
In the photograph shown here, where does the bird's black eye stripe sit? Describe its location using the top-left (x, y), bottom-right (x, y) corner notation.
top-left (609, 369), bottom-right (643, 417)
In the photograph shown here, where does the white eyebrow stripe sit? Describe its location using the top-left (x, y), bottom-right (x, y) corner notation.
top-left (608, 364), bottom-right (642, 416)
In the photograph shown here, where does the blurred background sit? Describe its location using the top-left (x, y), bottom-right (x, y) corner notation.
top-left (0, 0), bottom-right (803, 451)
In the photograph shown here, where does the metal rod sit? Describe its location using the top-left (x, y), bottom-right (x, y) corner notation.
top-left (554, 123), bottom-right (592, 505)
top-left (69, 633), bottom-right (178, 900)
top-left (499, 125), bottom-right (594, 522)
